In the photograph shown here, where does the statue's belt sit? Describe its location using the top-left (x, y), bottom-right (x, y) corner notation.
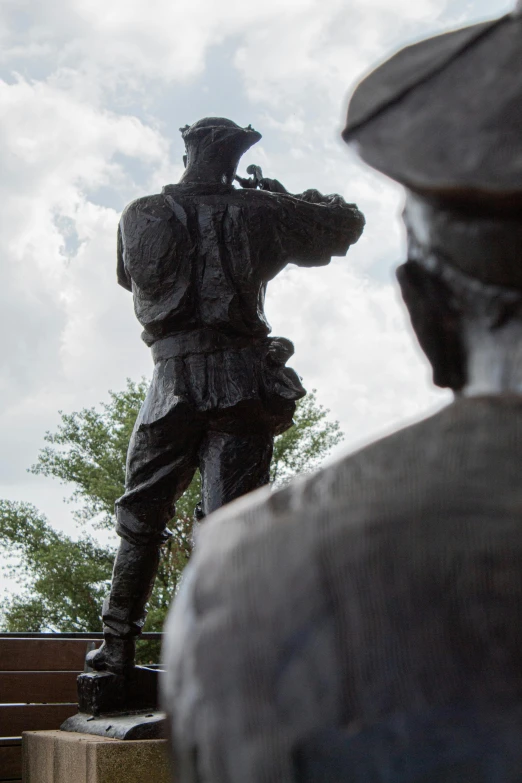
top-left (150, 329), bottom-right (266, 362)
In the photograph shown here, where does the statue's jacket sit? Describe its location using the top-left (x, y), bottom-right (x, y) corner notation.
top-left (163, 395), bottom-right (522, 782)
top-left (118, 182), bottom-right (363, 434)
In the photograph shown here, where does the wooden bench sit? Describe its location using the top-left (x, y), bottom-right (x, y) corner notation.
top-left (0, 633), bottom-right (161, 781)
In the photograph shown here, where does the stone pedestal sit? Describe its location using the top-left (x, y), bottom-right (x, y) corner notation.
top-left (23, 730), bottom-right (172, 783)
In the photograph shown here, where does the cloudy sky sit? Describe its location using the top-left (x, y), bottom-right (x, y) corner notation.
top-left (0, 0), bottom-right (512, 589)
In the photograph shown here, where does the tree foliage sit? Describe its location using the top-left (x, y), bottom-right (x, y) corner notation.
top-left (31, 379), bottom-right (149, 530)
top-left (0, 380), bottom-right (342, 652)
top-left (0, 502), bottom-right (112, 632)
top-left (270, 392), bottom-right (344, 485)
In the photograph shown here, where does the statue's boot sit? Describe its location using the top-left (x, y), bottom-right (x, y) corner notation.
top-left (86, 538), bottom-right (162, 674)
top-left (86, 636), bottom-right (136, 675)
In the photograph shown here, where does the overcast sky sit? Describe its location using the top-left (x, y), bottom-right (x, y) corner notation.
top-left (0, 0), bottom-right (513, 594)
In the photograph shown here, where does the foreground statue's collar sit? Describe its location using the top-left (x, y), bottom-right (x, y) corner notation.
top-left (162, 182), bottom-right (235, 196)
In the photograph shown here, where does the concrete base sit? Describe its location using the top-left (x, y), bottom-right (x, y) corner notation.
top-left (23, 730), bottom-right (171, 783)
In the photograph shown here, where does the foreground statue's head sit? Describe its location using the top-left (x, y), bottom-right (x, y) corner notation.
top-left (344, 6), bottom-right (522, 396)
top-left (179, 117), bottom-right (262, 186)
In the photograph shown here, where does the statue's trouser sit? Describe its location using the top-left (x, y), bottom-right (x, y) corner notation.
top-left (101, 428), bottom-right (274, 640)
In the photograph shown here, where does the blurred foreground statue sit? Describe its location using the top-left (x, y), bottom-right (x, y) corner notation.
top-left (163, 9), bottom-right (522, 782)
top-left (86, 118), bottom-right (364, 682)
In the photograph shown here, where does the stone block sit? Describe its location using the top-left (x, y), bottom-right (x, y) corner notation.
top-left (23, 730), bottom-right (172, 783)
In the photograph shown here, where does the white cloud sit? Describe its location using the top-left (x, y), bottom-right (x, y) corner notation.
top-left (266, 256), bottom-right (449, 460)
top-left (0, 76), bottom-right (170, 487)
top-left (0, 0), bottom-right (458, 100)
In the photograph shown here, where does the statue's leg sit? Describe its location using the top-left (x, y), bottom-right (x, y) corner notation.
top-left (88, 389), bottom-right (205, 673)
top-left (199, 429), bottom-right (274, 516)
top-left (86, 538), bottom-right (163, 673)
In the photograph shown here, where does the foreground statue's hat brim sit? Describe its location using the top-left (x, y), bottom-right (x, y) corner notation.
top-left (343, 11), bottom-right (522, 206)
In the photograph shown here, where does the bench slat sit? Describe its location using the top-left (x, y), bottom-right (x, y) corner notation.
top-left (0, 639), bottom-right (99, 672)
top-left (0, 672), bottom-right (79, 704)
top-left (0, 742), bottom-right (22, 781)
top-left (0, 705), bottom-right (78, 738)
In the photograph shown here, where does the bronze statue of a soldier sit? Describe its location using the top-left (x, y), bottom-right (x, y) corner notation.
top-left (163, 9), bottom-right (522, 783)
top-left (88, 117), bottom-right (364, 674)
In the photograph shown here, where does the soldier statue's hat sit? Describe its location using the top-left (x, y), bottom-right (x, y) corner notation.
top-left (180, 117), bottom-right (262, 160)
top-left (343, 5), bottom-right (522, 289)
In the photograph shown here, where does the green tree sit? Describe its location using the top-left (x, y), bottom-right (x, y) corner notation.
top-left (0, 380), bottom-right (342, 656)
